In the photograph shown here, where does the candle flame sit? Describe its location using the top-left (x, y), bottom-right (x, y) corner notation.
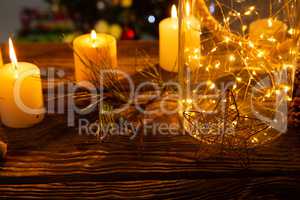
top-left (267, 18), bottom-right (273, 28)
top-left (185, 1), bottom-right (191, 16)
top-left (90, 30), bottom-right (97, 48)
top-left (171, 5), bottom-right (177, 18)
top-left (91, 30), bottom-right (97, 40)
top-left (9, 37), bottom-right (18, 68)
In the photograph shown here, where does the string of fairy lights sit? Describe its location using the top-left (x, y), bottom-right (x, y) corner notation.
top-left (180, 0), bottom-right (298, 146)
top-left (185, 0), bottom-right (296, 102)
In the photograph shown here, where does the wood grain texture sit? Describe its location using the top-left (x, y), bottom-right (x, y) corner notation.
top-left (0, 41), bottom-right (299, 199)
top-left (0, 177), bottom-right (299, 199)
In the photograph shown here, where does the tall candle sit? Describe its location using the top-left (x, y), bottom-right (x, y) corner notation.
top-left (73, 30), bottom-right (117, 85)
top-left (159, 3), bottom-right (201, 72)
top-left (0, 38), bottom-right (44, 128)
top-left (0, 49), bottom-right (3, 67)
top-left (159, 5), bottom-right (179, 72)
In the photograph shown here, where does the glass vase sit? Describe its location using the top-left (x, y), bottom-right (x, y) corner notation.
top-left (178, 0), bottom-right (299, 147)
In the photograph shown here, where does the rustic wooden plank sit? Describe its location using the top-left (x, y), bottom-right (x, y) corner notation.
top-left (0, 177), bottom-right (299, 199)
top-left (0, 115), bottom-right (300, 180)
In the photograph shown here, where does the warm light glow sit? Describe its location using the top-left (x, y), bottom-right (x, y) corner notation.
top-left (267, 36), bottom-right (277, 43)
top-left (249, 6), bottom-right (255, 11)
top-left (207, 80), bottom-right (215, 89)
top-left (90, 30), bottom-right (97, 48)
top-left (286, 96), bottom-right (292, 101)
top-left (224, 36), bottom-right (230, 43)
top-left (244, 6), bottom-right (255, 16)
top-left (283, 63), bottom-right (294, 69)
top-left (171, 5), bottom-right (177, 19)
top-left (91, 30), bottom-right (97, 40)
top-left (283, 85), bottom-right (291, 92)
top-left (267, 18), bottom-right (273, 28)
top-left (265, 91), bottom-right (271, 98)
top-left (182, 98), bottom-right (193, 105)
top-left (244, 10), bottom-right (251, 16)
top-left (259, 34), bottom-right (264, 39)
top-left (211, 47), bottom-right (217, 52)
top-left (185, 1), bottom-right (190, 16)
top-left (251, 137), bottom-right (259, 143)
top-left (229, 54), bottom-right (236, 62)
top-left (236, 77), bottom-right (242, 82)
top-left (248, 41), bottom-right (255, 48)
top-left (288, 28), bottom-right (296, 35)
top-left (215, 61), bottom-right (220, 69)
top-left (257, 50), bottom-right (265, 58)
top-left (9, 37), bottom-right (18, 68)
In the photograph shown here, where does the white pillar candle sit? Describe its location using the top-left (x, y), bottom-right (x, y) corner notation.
top-left (0, 38), bottom-right (44, 128)
top-left (159, 3), bottom-right (201, 72)
top-left (159, 5), bottom-right (179, 72)
top-left (0, 49), bottom-right (3, 67)
top-left (73, 30), bottom-right (117, 85)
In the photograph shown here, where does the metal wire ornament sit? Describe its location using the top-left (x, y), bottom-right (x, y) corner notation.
top-left (183, 89), bottom-right (271, 147)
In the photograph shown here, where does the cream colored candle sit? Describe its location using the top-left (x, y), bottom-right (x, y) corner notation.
top-left (73, 30), bottom-right (117, 85)
top-left (249, 18), bottom-right (287, 47)
top-left (0, 49), bottom-right (3, 67)
top-left (159, 3), bottom-right (201, 72)
top-left (0, 38), bottom-right (44, 128)
top-left (159, 5), bottom-right (179, 72)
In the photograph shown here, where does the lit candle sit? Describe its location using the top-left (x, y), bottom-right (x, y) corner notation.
top-left (159, 5), bottom-right (179, 72)
top-left (73, 30), bottom-right (117, 85)
top-left (0, 38), bottom-right (44, 128)
top-left (0, 49), bottom-right (3, 67)
top-left (159, 2), bottom-right (201, 72)
top-left (249, 18), bottom-right (287, 47)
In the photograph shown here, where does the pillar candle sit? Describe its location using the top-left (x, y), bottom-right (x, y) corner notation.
top-left (0, 48), bottom-right (3, 66)
top-left (73, 30), bottom-right (117, 85)
top-left (0, 38), bottom-right (44, 128)
top-left (159, 5), bottom-right (179, 72)
top-left (159, 3), bottom-right (201, 72)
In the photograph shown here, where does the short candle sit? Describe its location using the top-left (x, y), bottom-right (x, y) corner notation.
top-left (73, 30), bottom-right (117, 85)
top-left (0, 38), bottom-right (44, 128)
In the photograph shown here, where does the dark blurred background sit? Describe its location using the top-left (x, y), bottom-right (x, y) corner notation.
top-left (0, 0), bottom-right (178, 43)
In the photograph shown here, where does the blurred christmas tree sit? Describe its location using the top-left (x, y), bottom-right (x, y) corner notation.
top-left (18, 0), bottom-right (176, 42)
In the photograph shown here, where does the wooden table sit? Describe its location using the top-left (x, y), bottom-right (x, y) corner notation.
top-left (0, 41), bottom-right (300, 199)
